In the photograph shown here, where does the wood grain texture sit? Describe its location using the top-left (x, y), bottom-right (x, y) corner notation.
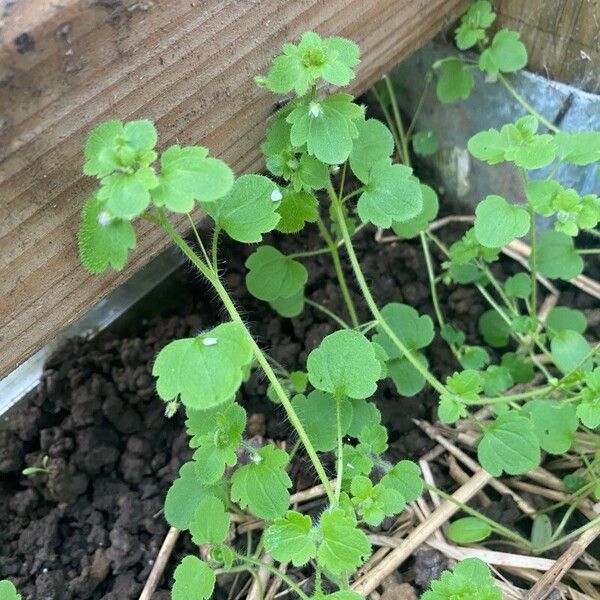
top-left (0, 0), bottom-right (467, 379)
top-left (495, 0), bottom-right (600, 93)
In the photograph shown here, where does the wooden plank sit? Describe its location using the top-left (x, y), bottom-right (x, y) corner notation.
top-left (0, 0), bottom-right (467, 379)
top-left (495, 0), bottom-right (600, 93)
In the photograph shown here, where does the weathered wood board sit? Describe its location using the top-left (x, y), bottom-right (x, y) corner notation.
top-left (495, 0), bottom-right (600, 93)
top-left (0, 0), bottom-right (467, 379)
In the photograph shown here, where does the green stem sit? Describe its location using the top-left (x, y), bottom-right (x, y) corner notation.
top-left (341, 188), bottom-right (364, 204)
top-left (577, 248), bottom-right (600, 254)
top-left (428, 484), bottom-right (533, 550)
top-left (211, 225), bottom-right (221, 272)
top-left (316, 214), bottom-right (360, 328)
top-left (231, 554), bottom-right (310, 600)
top-left (305, 298), bottom-right (351, 330)
top-left (186, 214), bottom-right (213, 268)
top-left (289, 246), bottom-right (332, 260)
top-left (534, 514), bottom-right (600, 554)
top-left (419, 232), bottom-right (460, 361)
top-left (406, 73), bottom-right (432, 140)
top-left (528, 203), bottom-right (538, 315)
top-left (328, 184), bottom-right (447, 395)
top-left (478, 385), bottom-right (555, 405)
top-left (371, 86), bottom-right (404, 163)
top-left (497, 73), bottom-right (560, 133)
top-left (420, 232), bottom-right (447, 329)
top-left (383, 74), bottom-right (410, 166)
top-left (546, 500), bottom-right (578, 545)
top-left (481, 264), bottom-right (517, 316)
top-left (334, 396), bottom-right (344, 504)
top-left (156, 209), bottom-right (335, 505)
top-left (288, 223), bottom-right (368, 260)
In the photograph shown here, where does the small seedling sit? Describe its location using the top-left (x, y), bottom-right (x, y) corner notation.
top-left (422, 558), bottom-right (502, 599)
top-left (22, 454), bottom-right (50, 477)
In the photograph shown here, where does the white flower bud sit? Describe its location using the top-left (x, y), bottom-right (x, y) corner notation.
top-left (164, 401), bottom-right (178, 418)
top-left (97, 211), bottom-right (113, 226)
top-left (271, 189), bottom-right (283, 202)
top-left (308, 101), bottom-right (322, 118)
top-left (202, 337), bottom-right (218, 347)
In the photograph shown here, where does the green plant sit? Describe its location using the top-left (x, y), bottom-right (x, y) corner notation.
top-left (21, 454), bottom-right (50, 476)
top-left (421, 558), bottom-right (501, 599)
top-left (73, 8), bottom-right (600, 598)
top-left (0, 580), bottom-right (21, 600)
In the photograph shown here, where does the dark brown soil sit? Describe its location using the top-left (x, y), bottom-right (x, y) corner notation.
top-left (1, 219), bottom-right (598, 599)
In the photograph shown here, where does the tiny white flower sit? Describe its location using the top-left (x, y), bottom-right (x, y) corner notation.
top-left (97, 211), bottom-right (113, 226)
top-left (271, 189), bottom-right (283, 202)
top-left (164, 401), bottom-right (178, 418)
top-left (203, 337), bottom-right (218, 346)
top-left (308, 101), bottom-right (322, 118)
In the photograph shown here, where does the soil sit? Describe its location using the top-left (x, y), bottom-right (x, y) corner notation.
top-left (1, 219), bottom-right (598, 599)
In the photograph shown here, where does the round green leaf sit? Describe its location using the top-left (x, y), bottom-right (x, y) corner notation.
top-left (522, 400), bottom-right (578, 455)
top-left (307, 330), bottom-right (381, 399)
top-left (164, 462), bottom-right (226, 530)
top-left (412, 130), bottom-right (439, 157)
top-left (317, 509), bottom-right (371, 575)
top-left (380, 460), bottom-right (424, 502)
top-left (479, 29), bottom-right (527, 75)
top-left (269, 290), bottom-right (305, 318)
top-left (392, 184), bottom-right (439, 239)
top-left (230, 445), bottom-right (291, 520)
top-left (357, 163), bottom-right (423, 228)
top-left (546, 306), bottom-right (587, 335)
top-left (172, 556), bottom-right (215, 600)
top-left (265, 511), bottom-right (317, 567)
top-left (435, 58), bottom-right (475, 103)
top-left (550, 330), bottom-right (591, 374)
top-left (189, 496), bottom-right (230, 545)
top-left (448, 517), bottom-right (492, 543)
top-left (478, 309), bottom-right (510, 347)
top-left (504, 273), bottom-right (531, 299)
top-left (78, 195), bottom-right (136, 274)
top-left (276, 190), bottom-right (318, 234)
top-left (373, 302), bottom-right (435, 358)
top-left (474, 195), bottom-right (530, 248)
top-left (0, 581), bottom-right (21, 600)
top-left (245, 245), bottom-right (308, 302)
top-left (152, 145), bottom-right (233, 213)
top-left (349, 118), bottom-right (394, 183)
top-left (203, 174), bottom-right (281, 242)
top-left (291, 391), bottom-right (353, 451)
top-left (153, 323), bottom-right (253, 409)
top-left (536, 231), bottom-right (584, 280)
top-left (477, 412), bottom-right (540, 476)
top-left (387, 354), bottom-right (428, 397)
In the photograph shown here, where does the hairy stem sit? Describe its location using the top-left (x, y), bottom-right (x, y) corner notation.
top-left (211, 225), bottom-right (221, 272)
top-left (334, 396), bottom-right (344, 505)
top-left (497, 73), bottom-right (559, 133)
top-left (383, 74), bottom-right (410, 166)
top-left (316, 214), bottom-right (360, 328)
top-left (228, 555), bottom-right (310, 600)
top-left (528, 203), bottom-right (538, 315)
top-left (305, 298), bottom-right (351, 330)
top-left (328, 184), bottom-right (447, 395)
top-left (534, 514), bottom-right (600, 554)
top-left (428, 484), bottom-right (533, 550)
top-left (157, 209), bottom-right (335, 504)
top-left (371, 85), bottom-right (404, 164)
top-left (419, 232), bottom-right (461, 362)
